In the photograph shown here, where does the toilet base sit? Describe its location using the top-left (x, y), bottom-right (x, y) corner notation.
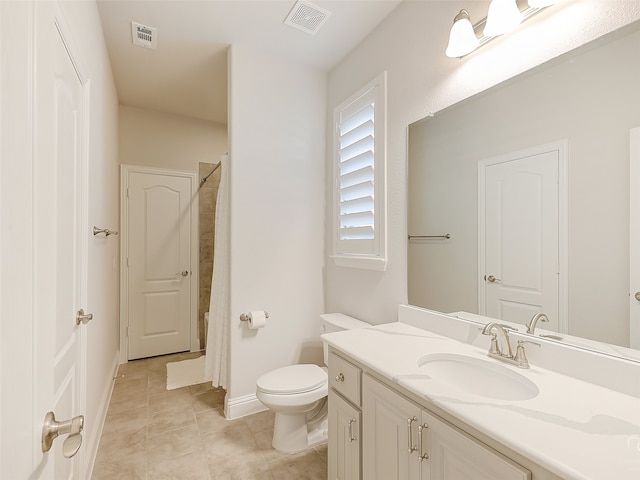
top-left (271, 404), bottom-right (328, 454)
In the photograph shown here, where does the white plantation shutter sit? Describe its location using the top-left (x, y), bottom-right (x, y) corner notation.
top-left (333, 73), bottom-right (387, 270)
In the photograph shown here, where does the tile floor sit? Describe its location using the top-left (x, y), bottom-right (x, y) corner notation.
top-left (92, 352), bottom-right (328, 480)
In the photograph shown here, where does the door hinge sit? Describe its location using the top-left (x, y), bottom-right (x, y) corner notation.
top-left (126, 257), bottom-right (129, 268)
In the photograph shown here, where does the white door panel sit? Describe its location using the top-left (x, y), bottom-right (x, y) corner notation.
top-left (33, 3), bottom-right (88, 477)
top-left (126, 171), bottom-right (193, 360)
top-left (480, 147), bottom-right (562, 331)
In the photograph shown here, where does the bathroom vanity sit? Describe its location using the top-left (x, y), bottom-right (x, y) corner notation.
top-left (324, 306), bottom-right (640, 480)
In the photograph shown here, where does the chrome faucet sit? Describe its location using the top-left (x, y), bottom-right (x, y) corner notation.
top-left (481, 322), bottom-right (539, 369)
top-left (526, 313), bottom-right (549, 334)
top-left (481, 323), bottom-right (515, 358)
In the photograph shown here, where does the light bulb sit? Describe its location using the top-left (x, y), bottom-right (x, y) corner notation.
top-left (445, 10), bottom-right (480, 58)
top-left (483, 0), bottom-right (522, 37)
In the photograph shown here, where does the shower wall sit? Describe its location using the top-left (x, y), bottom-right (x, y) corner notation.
top-left (199, 162), bottom-right (221, 349)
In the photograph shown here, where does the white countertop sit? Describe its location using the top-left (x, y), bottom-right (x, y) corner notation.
top-left (322, 321), bottom-right (640, 480)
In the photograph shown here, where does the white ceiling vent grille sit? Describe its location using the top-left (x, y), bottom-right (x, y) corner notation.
top-left (284, 0), bottom-right (331, 35)
top-left (131, 22), bottom-right (157, 50)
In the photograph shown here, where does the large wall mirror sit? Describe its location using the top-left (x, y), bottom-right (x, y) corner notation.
top-left (408, 20), bottom-right (640, 359)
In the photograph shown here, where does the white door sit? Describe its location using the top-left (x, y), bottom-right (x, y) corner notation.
top-left (479, 145), bottom-right (563, 332)
top-left (33, 3), bottom-right (89, 477)
top-left (124, 168), bottom-right (194, 360)
top-left (630, 127), bottom-right (640, 349)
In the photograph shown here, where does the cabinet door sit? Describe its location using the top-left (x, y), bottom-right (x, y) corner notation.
top-left (424, 411), bottom-right (531, 480)
top-left (363, 375), bottom-right (422, 480)
top-left (328, 390), bottom-right (361, 480)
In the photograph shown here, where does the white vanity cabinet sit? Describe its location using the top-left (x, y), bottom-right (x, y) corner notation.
top-left (362, 374), bottom-right (531, 480)
top-left (328, 352), bottom-right (362, 480)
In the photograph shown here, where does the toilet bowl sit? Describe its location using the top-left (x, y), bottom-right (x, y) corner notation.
top-left (255, 313), bottom-right (370, 454)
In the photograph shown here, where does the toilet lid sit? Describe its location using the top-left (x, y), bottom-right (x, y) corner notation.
top-left (257, 364), bottom-right (326, 394)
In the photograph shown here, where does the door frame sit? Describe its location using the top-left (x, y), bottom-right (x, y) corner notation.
top-left (119, 165), bottom-right (199, 363)
top-left (478, 140), bottom-right (568, 333)
top-left (630, 128), bottom-right (640, 349)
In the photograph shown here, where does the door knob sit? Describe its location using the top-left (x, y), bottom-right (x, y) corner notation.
top-left (485, 275), bottom-right (501, 283)
top-left (176, 270), bottom-right (189, 276)
top-left (41, 411), bottom-right (84, 458)
top-left (635, 292), bottom-right (640, 302)
top-left (76, 309), bottom-right (93, 325)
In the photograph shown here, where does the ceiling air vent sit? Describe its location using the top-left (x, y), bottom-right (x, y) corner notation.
top-left (284, 0), bottom-right (331, 35)
top-left (131, 21), bottom-right (157, 50)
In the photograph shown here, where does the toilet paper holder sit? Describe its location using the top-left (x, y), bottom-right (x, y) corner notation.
top-left (240, 311), bottom-right (269, 322)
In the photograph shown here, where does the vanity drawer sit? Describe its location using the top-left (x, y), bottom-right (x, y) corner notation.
top-left (329, 352), bottom-right (361, 406)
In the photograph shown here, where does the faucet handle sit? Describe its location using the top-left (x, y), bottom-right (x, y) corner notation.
top-left (514, 340), bottom-right (541, 369)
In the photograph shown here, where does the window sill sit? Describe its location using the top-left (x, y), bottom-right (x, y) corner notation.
top-left (331, 254), bottom-right (387, 272)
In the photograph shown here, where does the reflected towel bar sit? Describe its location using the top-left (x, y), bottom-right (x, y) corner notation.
top-left (408, 234), bottom-right (451, 240)
top-left (93, 226), bottom-right (118, 237)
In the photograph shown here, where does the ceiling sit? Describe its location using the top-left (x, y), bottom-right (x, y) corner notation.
top-left (96, 0), bottom-right (403, 124)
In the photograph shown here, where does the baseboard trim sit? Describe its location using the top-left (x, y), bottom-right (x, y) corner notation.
top-left (84, 350), bottom-right (120, 479)
top-left (224, 393), bottom-right (268, 420)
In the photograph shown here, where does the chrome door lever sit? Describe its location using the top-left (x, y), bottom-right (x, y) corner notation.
top-left (76, 309), bottom-right (93, 325)
top-left (42, 411), bottom-right (84, 458)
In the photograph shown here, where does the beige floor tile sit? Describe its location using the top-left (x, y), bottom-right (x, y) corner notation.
top-left (243, 410), bottom-right (274, 434)
top-left (113, 375), bottom-right (149, 395)
top-left (103, 405), bottom-right (148, 435)
top-left (118, 360), bottom-right (150, 380)
top-left (92, 449), bottom-right (147, 480)
top-left (191, 388), bottom-right (225, 412)
top-left (95, 426), bottom-right (147, 461)
top-left (147, 424), bottom-right (203, 465)
top-left (195, 407), bottom-right (232, 435)
top-left (149, 388), bottom-right (192, 414)
top-left (267, 448), bottom-right (327, 480)
top-left (148, 371), bottom-right (169, 395)
top-left (148, 407), bottom-right (197, 436)
top-left (250, 428), bottom-right (284, 463)
top-left (201, 422), bottom-right (260, 463)
top-left (149, 450), bottom-right (211, 480)
top-left (93, 352), bottom-right (327, 479)
top-left (188, 381), bottom-right (216, 396)
top-left (208, 454), bottom-right (274, 480)
top-left (108, 388), bottom-right (149, 414)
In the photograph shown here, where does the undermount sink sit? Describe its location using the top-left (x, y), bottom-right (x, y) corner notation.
top-left (417, 353), bottom-right (539, 401)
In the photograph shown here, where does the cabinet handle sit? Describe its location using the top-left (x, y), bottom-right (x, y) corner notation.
top-left (417, 423), bottom-right (429, 461)
top-left (347, 418), bottom-right (357, 443)
top-left (335, 373), bottom-right (345, 382)
top-left (407, 417), bottom-right (417, 453)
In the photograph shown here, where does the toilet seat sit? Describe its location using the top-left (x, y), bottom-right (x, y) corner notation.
top-left (257, 364), bottom-right (326, 395)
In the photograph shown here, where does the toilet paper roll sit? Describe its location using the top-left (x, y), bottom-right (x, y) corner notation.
top-left (248, 310), bottom-right (267, 330)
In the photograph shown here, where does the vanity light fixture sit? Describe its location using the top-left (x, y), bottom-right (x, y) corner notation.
top-left (446, 0), bottom-right (559, 58)
top-left (445, 10), bottom-right (480, 58)
top-left (483, 0), bottom-right (522, 37)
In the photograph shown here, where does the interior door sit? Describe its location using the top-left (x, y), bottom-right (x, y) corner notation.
top-left (480, 149), bottom-right (560, 331)
top-left (125, 169), bottom-right (193, 360)
top-left (630, 127), bottom-right (640, 349)
top-left (33, 3), bottom-right (88, 477)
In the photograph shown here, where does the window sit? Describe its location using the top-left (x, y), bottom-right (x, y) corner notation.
top-left (332, 72), bottom-right (387, 271)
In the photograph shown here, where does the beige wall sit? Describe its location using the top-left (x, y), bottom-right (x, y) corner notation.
top-left (226, 44), bottom-right (326, 418)
top-left (119, 105), bottom-right (227, 173)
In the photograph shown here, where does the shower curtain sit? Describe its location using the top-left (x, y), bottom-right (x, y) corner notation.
top-left (204, 153), bottom-right (229, 389)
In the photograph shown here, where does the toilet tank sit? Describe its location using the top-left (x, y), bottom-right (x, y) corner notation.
top-left (321, 313), bottom-right (370, 365)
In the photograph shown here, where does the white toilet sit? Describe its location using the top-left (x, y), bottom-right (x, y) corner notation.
top-left (256, 313), bottom-right (370, 454)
